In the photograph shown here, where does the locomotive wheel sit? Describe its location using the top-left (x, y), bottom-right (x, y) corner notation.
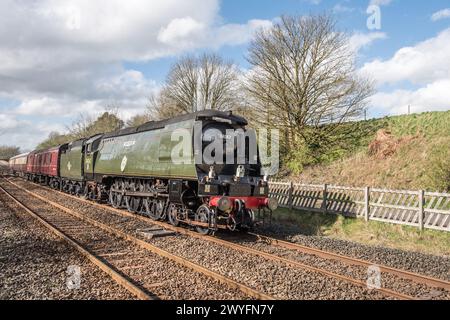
top-left (109, 181), bottom-right (124, 208)
top-left (68, 182), bottom-right (75, 195)
top-left (126, 196), bottom-right (141, 213)
top-left (109, 190), bottom-right (120, 208)
top-left (167, 203), bottom-right (180, 226)
top-left (125, 182), bottom-right (141, 213)
top-left (195, 205), bottom-right (212, 235)
top-left (153, 199), bottom-right (166, 219)
top-left (143, 199), bottom-right (159, 220)
top-left (74, 183), bottom-right (82, 197)
top-left (81, 185), bottom-right (89, 200)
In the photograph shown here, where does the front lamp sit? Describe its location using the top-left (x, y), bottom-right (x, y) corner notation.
top-left (217, 196), bottom-right (233, 212)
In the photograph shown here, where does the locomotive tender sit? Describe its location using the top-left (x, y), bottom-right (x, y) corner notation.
top-left (10, 110), bottom-right (278, 234)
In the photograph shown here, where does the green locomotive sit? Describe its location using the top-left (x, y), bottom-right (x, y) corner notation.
top-left (49, 110), bottom-right (277, 234)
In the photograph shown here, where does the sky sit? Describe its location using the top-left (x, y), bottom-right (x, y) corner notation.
top-left (1, 0), bottom-right (450, 150)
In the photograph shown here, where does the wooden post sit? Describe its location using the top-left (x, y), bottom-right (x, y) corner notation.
top-left (418, 190), bottom-right (424, 231)
top-left (364, 187), bottom-right (370, 222)
top-left (288, 181), bottom-right (294, 211)
top-left (323, 184), bottom-right (328, 214)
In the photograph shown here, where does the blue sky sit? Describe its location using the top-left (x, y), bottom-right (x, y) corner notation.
top-left (1, 0), bottom-right (450, 150)
top-left (127, 0), bottom-right (450, 77)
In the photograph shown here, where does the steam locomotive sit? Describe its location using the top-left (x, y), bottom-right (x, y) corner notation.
top-left (9, 110), bottom-right (278, 234)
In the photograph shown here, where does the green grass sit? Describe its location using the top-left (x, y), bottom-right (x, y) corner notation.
top-left (387, 111), bottom-right (450, 139)
top-left (272, 207), bottom-right (450, 257)
top-left (293, 111), bottom-right (450, 191)
top-left (332, 111), bottom-right (450, 160)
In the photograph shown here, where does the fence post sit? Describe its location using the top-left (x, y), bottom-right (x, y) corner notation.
top-left (418, 190), bottom-right (424, 231)
top-left (288, 181), bottom-right (294, 211)
top-left (364, 187), bottom-right (370, 222)
top-left (323, 184), bottom-right (328, 214)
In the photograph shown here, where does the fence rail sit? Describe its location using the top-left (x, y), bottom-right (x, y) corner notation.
top-left (269, 181), bottom-right (450, 232)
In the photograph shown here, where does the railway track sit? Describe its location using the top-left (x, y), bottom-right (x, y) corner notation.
top-left (5, 177), bottom-right (450, 300)
top-left (246, 232), bottom-right (450, 292)
top-left (0, 178), bottom-right (274, 300)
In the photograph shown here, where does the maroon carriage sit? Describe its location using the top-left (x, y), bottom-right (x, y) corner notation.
top-left (26, 147), bottom-right (61, 188)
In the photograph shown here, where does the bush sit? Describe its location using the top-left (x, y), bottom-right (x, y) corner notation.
top-left (426, 142), bottom-right (450, 192)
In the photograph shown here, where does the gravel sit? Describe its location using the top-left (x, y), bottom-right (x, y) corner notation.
top-left (255, 222), bottom-right (450, 282)
top-left (0, 191), bottom-right (134, 300)
top-left (10, 179), bottom-right (391, 300)
top-left (1, 181), bottom-right (249, 300)
top-left (9, 178), bottom-right (449, 300)
top-left (228, 236), bottom-right (450, 300)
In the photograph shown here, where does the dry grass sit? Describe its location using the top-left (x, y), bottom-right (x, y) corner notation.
top-left (293, 111), bottom-right (450, 192)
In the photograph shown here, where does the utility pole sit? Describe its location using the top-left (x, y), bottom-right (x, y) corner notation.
top-left (408, 104), bottom-right (411, 115)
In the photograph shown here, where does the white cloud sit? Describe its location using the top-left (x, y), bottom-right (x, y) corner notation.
top-left (360, 28), bottom-right (450, 115)
top-left (0, 0), bottom-right (272, 149)
top-left (158, 17), bottom-right (206, 46)
top-left (370, 79), bottom-right (450, 115)
top-left (212, 20), bottom-right (273, 48)
top-left (0, 114), bottom-right (20, 131)
top-left (431, 8), bottom-right (450, 22)
top-left (0, 0), bottom-right (270, 74)
top-left (157, 18), bottom-right (272, 49)
top-left (361, 28), bottom-right (450, 86)
top-left (13, 69), bottom-right (159, 122)
top-left (0, 114), bottom-right (66, 150)
top-left (349, 32), bottom-right (387, 52)
top-left (0, 0), bottom-right (271, 102)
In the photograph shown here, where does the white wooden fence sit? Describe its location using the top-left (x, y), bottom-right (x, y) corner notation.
top-left (269, 181), bottom-right (450, 232)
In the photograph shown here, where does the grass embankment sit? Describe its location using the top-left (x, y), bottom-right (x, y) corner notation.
top-left (294, 111), bottom-right (450, 192)
top-left (272, 207), bottom-right (450, 257)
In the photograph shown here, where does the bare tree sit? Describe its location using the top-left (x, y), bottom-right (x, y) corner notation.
top-left (68, 108), bottom-right (124, 139)
top-left (36, 132), bottom-right (73, 150)
top-left (159, 53), bottom-right (241, 116)
top-left (0, 145), bottom-right (21, 159)
top-left (145, 89), bottom-right (178, 120)
top-left (245, 14), bottom-right (373, 163)
top-left (126, 114), bottom-right (152, 127)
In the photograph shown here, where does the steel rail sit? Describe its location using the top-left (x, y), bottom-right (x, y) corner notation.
top-left (3, 178), bottom-right (275, 301)
top-left (0, 184), bottom-right (155, 300)
top-left (6, 179), bottom-right (428, 300)
top-left (247, 232), bottom-right (450, 292)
